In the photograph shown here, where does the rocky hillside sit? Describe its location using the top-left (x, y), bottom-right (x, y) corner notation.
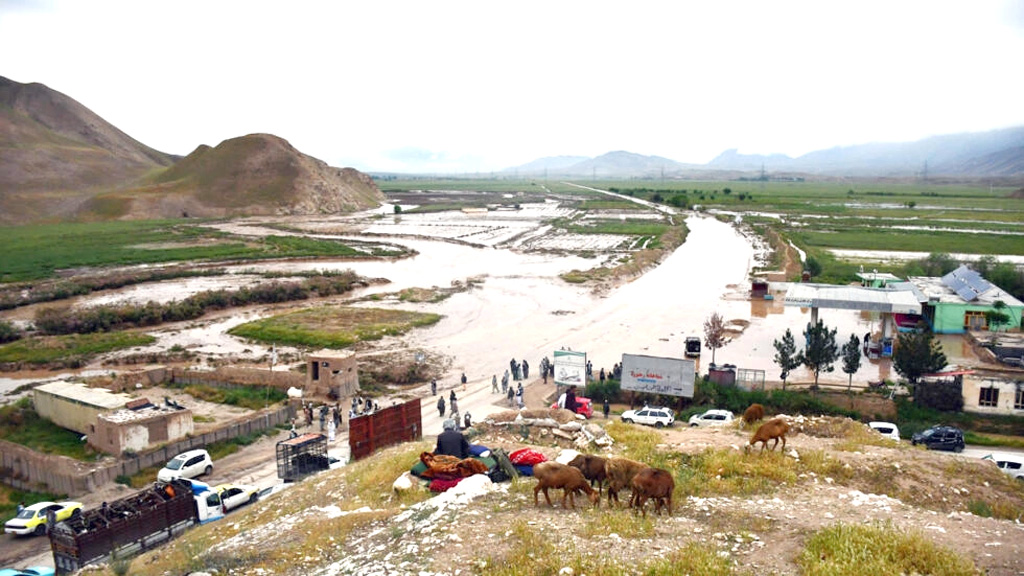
top-left (0, 76), bottom-right (176, 223)
top-left (90, 133), bottom-right (384, 220)
top-left (110, 414), bottom-right (1024, 576)
top-left (0, 76), bottom-right (383, 223)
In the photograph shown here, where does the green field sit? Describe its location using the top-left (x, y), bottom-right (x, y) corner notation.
top-left (0, 332), bottom-right (156, 364)
top-left (0, 220), bottom-right (404, 283)
top-left (228, 306), bottom-right (442, 349)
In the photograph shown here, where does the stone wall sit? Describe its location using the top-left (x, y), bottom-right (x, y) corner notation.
top-left (0, 404), bottom-right (294, 497)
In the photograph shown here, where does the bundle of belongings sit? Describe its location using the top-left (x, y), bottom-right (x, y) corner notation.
top-left (408, 422), bottom-right (521, 492)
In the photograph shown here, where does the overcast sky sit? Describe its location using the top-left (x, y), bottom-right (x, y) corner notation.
top-left (3, 1), bottom-right (1023, 174)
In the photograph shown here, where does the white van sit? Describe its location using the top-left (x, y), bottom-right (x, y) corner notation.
top-left (158, 449), bottom-right (213, 482)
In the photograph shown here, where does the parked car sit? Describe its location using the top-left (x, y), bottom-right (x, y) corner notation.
top-left (983, 453), bottom-right (1024, 481)
top-left (550, 396), bottom-right (594, 418)
top-left (0, 567), bottom-right (55, 576)
top-left (621, 406), bottom-right (675, 428)
top-left (911, 425), bottom-right (965, 452)
top-left (157, 449), bottom-right (213, 482)
top-left (868, 421), bottom-right (901, 442)
top-left (4, 501), bottom-right (83, 536)
top-left (214, 483), bottom-right (259, 512)
top-left (688, 409), bottom-right (735, 427)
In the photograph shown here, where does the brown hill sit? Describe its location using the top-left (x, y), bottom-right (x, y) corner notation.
top-left (0, 75), bottom-right (176, 223)
top-left (95, 133), bottom-right (384, 219)
top-left (1, 76), bottom-right (383, 223)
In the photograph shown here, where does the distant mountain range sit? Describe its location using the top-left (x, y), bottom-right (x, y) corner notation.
top-left (0, 76), bottom-right (382, 224)
top-left (507, 128), bottom-right (1024, 180)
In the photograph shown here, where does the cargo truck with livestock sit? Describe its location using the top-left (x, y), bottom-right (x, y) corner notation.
top-left (48, 478), bottom-right (224, 575)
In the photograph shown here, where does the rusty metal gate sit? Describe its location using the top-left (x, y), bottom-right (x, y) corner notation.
top-left (348, 398), bottom-right (422, 461)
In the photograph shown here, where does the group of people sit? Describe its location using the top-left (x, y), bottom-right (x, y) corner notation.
top-left (349, 396), bottom-right (380, 419)
top-left (436, 389), bottom-right (473, 429)
top-left (508, 357), bottom-right (529, 381)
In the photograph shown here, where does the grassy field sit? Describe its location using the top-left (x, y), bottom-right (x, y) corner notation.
top-left (228, 306), bottom-right (442, 349)
top-left (0, 220), bottom-right (403, 283)
top-left (0, 331), bottom-right (155, 365)
top-left (0, 398), bottom-right (102, 460)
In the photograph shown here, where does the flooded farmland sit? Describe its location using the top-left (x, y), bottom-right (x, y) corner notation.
top-left (1, 196), bottom-right (958, 393)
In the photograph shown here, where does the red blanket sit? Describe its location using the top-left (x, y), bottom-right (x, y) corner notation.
top-left (509, 448), bottom-right (547, 466)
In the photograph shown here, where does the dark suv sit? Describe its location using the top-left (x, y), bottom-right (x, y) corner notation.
top-left (911, 425), bottom-right (965, 452)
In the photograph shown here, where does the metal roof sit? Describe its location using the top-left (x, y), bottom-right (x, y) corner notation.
top-left (33, 381), bottom-right (131, 410)
top-left (941, 265), bottom-right (993, 302)
top-left (784, 283), bottom-right (922, 314)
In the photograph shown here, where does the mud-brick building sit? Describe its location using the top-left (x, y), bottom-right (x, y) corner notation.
top-left (33, 381), bottom-right (132, 436)
top-left (90, 399), bottom-right (194, 456)
top-left (307, 350), bottom-right (359, 400)
top-left (962, 377), bottom-right (1024, 416)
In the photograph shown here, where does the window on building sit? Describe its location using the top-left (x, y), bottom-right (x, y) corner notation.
top-left (979, 387), bottom-right (999, 407)
top-left (964, 311), bottom-right (986, 331)
top-left (1015, 387), bottom-right (1023, 410)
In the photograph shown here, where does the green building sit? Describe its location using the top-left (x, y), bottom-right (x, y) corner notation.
top-left (908, 265), bottom-right (1023, 334)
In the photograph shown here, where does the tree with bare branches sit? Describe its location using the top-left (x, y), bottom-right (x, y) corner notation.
top-left (703, 312), bottom-right (727, 365)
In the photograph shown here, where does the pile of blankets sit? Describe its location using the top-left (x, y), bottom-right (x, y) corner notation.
top-left (409, 445), bottom-right (551, 492)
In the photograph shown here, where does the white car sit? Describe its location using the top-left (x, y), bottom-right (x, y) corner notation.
top-left (158, 449), bottom-right (213, 482)
top-left (214, 483), bottom-right (259, 512)
top-left (984, 454), bottom-right (1024, 481)
top-left (868, 421), bottom-right (901, 442)
top-left (688, 409), bottom-right (734, 427)
top-left (621, 406), bottom-right (675, 428)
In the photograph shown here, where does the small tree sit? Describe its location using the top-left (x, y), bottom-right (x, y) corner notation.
top-left (773, 328), bottom-right (801, 391)
top-left (841, 333), bottom-right (862, 392)
top-left (703, 312), bottom-right (727, 365)
top-left (985, 300), bottom-right (1010, 332)
top-left (805, 256), bottom-right (823, 278)
top-left (893, 325), bottom-right (947, 385)
top-left (798, 320), bottom-right (839, 390)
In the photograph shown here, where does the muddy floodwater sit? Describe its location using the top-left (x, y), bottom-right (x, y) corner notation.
top-left (2, 207), bottom-right (979, 395)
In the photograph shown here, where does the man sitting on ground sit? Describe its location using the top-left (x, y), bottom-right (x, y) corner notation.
top-left (435, 419), bottom-right (470, 459)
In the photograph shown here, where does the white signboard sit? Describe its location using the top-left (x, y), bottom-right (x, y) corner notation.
top-left (554, 350), bottom-right (586, 386)
top-left (620, 353), bottom-right (695, 398)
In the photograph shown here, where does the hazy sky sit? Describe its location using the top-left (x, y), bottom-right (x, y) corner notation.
top-left (3, 1), bottom-right (1023, 173)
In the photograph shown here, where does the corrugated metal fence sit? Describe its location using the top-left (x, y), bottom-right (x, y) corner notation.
top-left (348, 398), bottom-right (422, 461)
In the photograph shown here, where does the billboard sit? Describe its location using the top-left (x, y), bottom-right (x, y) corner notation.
top-left (620, 353), bottom-right (695, 398)
top-left (554, 349), bottom-right (586, 386)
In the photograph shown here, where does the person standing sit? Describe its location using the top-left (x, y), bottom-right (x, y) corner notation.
top-left (502, 370), bottom-right (509, 393)
top-left (464, 411), bottom-right (472, 429)
top-left (431, 379), bottom-right (437, 396)
top-left (600, 368), bottom-right (606, 384)
top-left (565, 386), bottom-right (578, 414)
top-left (492, 374), bottom-right (499, 393)
top-left (507, 385), bottom-right (515, 406)
top-left (450, 397), bottom-right (459, 423)
top-left (437, 396), bottom-right (446, 418)
top-left (523, 359), bottom-right (529, 380)
top-left (603, 397), bottom-right (610, 419)
top-left (450, 389), bottom-right (457, 404)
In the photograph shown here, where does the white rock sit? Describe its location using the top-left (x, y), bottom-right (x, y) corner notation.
top-left (393, 472), bottom-right (417, 492)
top-left (555, 449), bottom-right (582, 464)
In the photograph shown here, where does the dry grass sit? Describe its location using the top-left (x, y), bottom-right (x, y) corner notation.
top-left (798, 521), bottom-right (978, 576)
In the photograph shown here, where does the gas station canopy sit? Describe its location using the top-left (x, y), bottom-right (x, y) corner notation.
top-left (784, 284), bottom-right (921, 315)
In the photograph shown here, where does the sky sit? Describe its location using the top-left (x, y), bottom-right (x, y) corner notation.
top-left (2, 0), bottom-right (1023, 174)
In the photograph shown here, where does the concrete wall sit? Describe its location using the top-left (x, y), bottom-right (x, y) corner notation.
top-left (90, 409), bottom-right (194, 456)
top-left (33, 390), bottom-right (109, 436)
top-left (0, 405), bottom-right (294, 497)
top-left (962, 378), bottom-right (1024, 416)
top-left (932, 302), bottom-right (1023, 334)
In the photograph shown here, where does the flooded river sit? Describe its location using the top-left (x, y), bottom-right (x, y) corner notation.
top-left (2, 208), bottom-right (973, 397)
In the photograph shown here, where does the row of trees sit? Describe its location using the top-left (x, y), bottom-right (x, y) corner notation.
top-left (771, 320), bottom-right (948, 390)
